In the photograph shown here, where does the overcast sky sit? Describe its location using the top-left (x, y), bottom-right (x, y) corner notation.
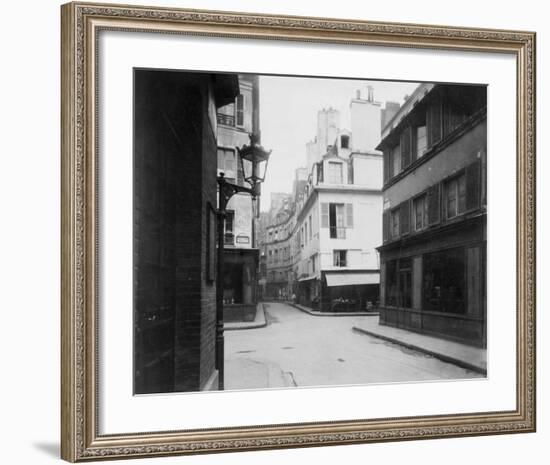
top-left (258, 75), bottom-right (419, 211)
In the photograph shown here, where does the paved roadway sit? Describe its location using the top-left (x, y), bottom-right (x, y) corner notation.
top-left (225, 301), bottom-right (481, 391)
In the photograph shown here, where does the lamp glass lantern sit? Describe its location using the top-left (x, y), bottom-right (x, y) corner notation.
top-left (238, 135), bottom-right (271, 193)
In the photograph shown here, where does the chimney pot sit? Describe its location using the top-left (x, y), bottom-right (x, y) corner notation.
top-left (367, 85), bottom-right (374, 101)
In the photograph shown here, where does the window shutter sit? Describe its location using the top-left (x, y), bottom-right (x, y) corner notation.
top-left (347, 161), bottom-right (354, 185)
top-left (345, 203), bottom-right (353, 228)
top-left (400, 200), bottom-right (410, 235)
top-left (427, 101), bottom-right (442, 147)
top-left (441, 181), bottom-right (448, 220)
top-left (466, 160), bottom-right (481, 211)
top-left (411, 129), bottom-right (418, 164)
top-left (427, 183), bottom-right (441, 225)
top-left (388, 149), bottom-right (394, 179)
top-left (383, 150), bottom-right (389, 183)
top-left (235, 94), bottom-right (244, 127)
top-left (321, 203), bottom-right (329, 228)
top-left (442, 101), bottom-right (452, 138)
top-left (383, 210), bottom-right (390, 242)
top-left (237, 157), bottom-right (244, 185)
top-left (400, 126), bottom-right (412, 169)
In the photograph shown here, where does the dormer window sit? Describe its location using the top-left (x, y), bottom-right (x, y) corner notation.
top-left (328, 162), bottom-right (343, 184)
top-left (340, 135), bottom-right (350, 149)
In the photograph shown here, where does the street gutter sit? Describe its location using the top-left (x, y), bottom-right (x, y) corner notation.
top-left (288, 302), bottom-right (379, 317)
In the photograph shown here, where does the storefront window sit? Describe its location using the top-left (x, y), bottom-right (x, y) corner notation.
top-left (385, 258), bottom-right (411, 307)
top-left (422, 247), bottom-right (466, 313)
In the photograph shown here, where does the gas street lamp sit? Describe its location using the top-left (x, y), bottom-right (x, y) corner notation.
top-left (238, 133), bottom-right (271, 192)
top-left (215, 133), bottom-right (271, 389)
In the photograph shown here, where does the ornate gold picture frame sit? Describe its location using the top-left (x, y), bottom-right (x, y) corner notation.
top-left (61, 2), bottom-right (536, 462)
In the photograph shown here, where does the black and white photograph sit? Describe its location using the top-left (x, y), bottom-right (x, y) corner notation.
top-left (133, 70), bottom-right (487, 395)
top-left (2, 0), bottom-right (544, 462)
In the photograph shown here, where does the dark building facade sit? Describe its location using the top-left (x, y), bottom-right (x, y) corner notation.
top-left (377, 83), bottom-right (487, 347)
top-left (133, 69), bottom-right (239, 394)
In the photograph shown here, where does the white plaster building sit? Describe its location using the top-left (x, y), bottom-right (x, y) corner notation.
top-left (263, 86), bottom-right (384, 312)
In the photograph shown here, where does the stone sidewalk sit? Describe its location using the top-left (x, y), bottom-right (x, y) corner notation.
top-left (352, 317), bottom-right (487, 375)
top-left (224, 303), bottom-right (267, 331)
top-left (224, 358), bottom-right (296, 390)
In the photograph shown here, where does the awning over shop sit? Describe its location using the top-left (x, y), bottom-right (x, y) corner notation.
top-left (325, 272), bottom-right (380, 287)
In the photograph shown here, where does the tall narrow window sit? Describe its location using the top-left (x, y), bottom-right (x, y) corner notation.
top-left (328, 162), bottom-right (343, 184)
top-left (416, 125), bottom-right (427, 158)
top-left (446, 172), bottom-right (466, 219)
top-left (308, 215), bottom-right (312, 240)
top-left (329, 203), bottom-right (346, 239)
top-left (390, 208), bottom-right (400, 239)
top-left (446, 177), bottom-right (457, 218)
top-left (235, 94), bottom-right (244, 127)
top-left (217, 148), bottom-right (236, 182)
top-left (413, 194), bottom-right (428, 231)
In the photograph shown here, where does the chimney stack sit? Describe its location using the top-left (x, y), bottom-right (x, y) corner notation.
top-left (367, 85), bottom-right (374, 102)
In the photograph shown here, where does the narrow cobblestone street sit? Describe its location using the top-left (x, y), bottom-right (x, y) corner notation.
top-left (225, 302), bottom-right (482, 390)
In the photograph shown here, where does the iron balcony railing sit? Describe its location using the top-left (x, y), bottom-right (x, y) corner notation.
top-left (217, 113), bottom-right (235, 126)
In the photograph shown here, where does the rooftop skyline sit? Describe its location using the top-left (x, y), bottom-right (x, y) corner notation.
top-left (258, 75), bottom-right (419, 211)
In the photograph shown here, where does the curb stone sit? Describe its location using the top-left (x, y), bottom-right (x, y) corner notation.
top-left (224, 303), bottom-right (268, 331)
top-left (352, 326), bottom-right (487, 375)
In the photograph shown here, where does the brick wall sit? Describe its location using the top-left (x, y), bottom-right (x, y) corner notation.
top-left (134, 70), bottom-right (219, 394)
top-left (199, 88), bottom-right (218, 389)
